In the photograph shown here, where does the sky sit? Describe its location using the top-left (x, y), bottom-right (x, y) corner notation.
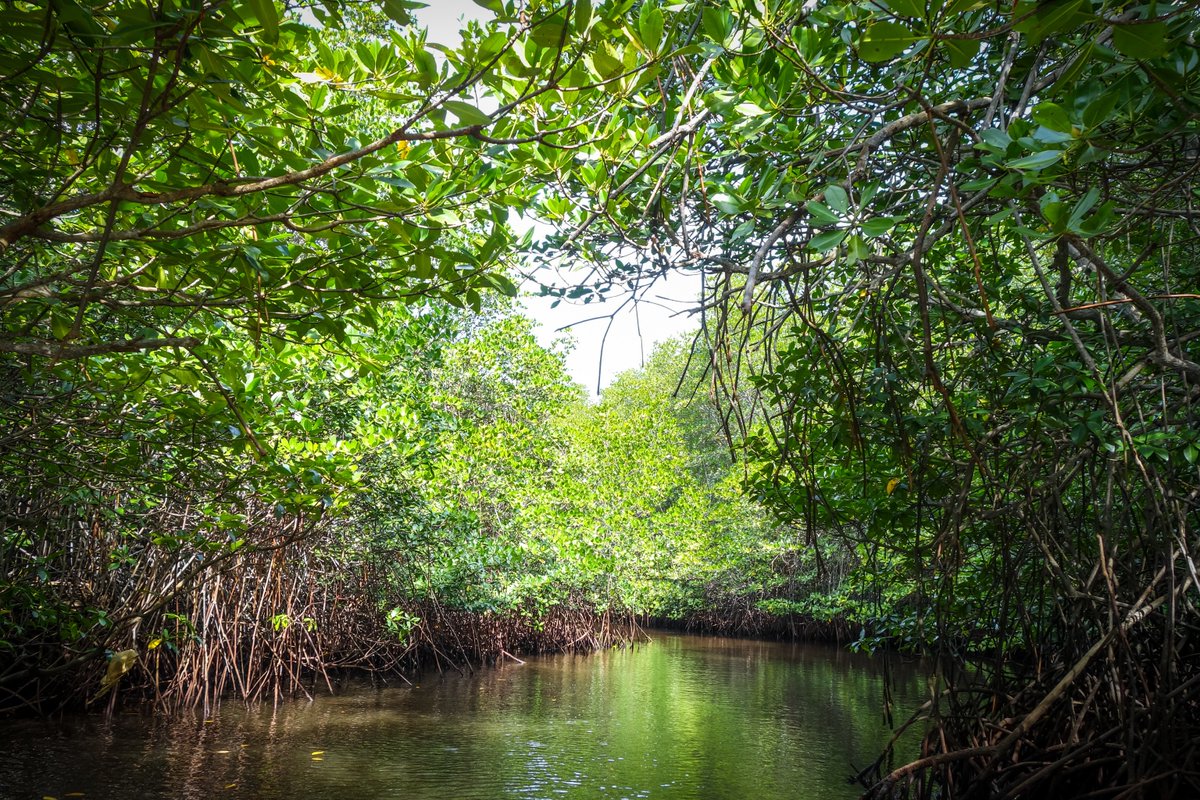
top-left (413, 1), bottom-right (701, 394)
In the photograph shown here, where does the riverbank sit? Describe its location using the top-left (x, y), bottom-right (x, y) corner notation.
top-left (647, 610), bottom-right (854, 645)
top-left (0, 598), bottom-right (642, 716)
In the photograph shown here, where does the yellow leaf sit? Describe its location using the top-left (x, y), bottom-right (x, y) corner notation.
top-left (314, 66), bottom-right (338, 81)
top-left (311, 750), bottom-right (325, 756)
top-left (886, 477), bottom-right (902, 495)
top-left (90, 649), bottom-right (137, 702)
top-left (148, 638), bottom-right (162, 650)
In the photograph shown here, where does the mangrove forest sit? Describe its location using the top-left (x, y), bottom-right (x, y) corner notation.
top-left (1, 0), bottom-right (1198, 797)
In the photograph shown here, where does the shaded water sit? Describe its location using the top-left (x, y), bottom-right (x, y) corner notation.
top-left (0, 633), bottom-right (926, 799)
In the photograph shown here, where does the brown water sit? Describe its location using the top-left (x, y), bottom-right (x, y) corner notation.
top-left (0, 633), bottom-right (926, 800)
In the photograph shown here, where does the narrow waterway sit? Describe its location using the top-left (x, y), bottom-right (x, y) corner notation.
top-left (0, 633), bottom-right (926, 799)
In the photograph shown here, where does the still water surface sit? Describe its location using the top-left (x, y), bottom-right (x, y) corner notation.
top-left (0, 633), bottom-right (925, 800)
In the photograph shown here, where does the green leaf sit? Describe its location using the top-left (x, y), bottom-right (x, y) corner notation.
top-left (887, 0), bottom-right (926, 19)
top-left (1006, 150), bottom-right (1063, 171)
top-left (1030, 102), bottom-right (1072, 134)
top-left (805, 201), bottom-right (841, 225)
top-left (247, 0), bottom-right (278, 42)
top-left (809, 229), bottom-right (847, 252)
top-left (1016, 0), bottom-right (1091, 45)
top-left (710, 192), bottom-right (742, 214)
top-left (861, 217), bottom-right (898, 237)
top-left (944, 38), bottom-right (980, 68)
top-left (731, 220), bottom-right (756, 241)
top-left (823, 185), bottom-right (850, 215)
top-left (1082, 92), bottom-right (1119, 130)
top-left (736, 101), bottom-right (767, 117)
top-left (977, 128), bottom-right (1013, 152)
top-left (638, 4), bottom-right (664, 52)
top-left (1064, 187), bottom-right (1100, 232)
top-left (531, 21), bottom-right (566, 48)
top-left (574, 0), bottom-right (593, 34)
top-left (845, 234), bottom-right (869, 264)
top-left (859, 22), bottom-right (917, 63)
top-left (702, 8), bottom-right (732, 44)
top-left (51, 316), bottom-right (72, 341)
top-left (381, 0), bottom-right (416, 25)
top-left (443, 101), bottom-right (492, 127)
top-left (1111, 22), bottom-right (1170, 60)
top-left (590, 43), bottom-right (624, 78)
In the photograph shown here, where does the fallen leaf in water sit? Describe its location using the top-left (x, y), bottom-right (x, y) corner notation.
top-left (224, 783), bottom-right (237, 789)
top-left (311, 750), bottom-right (325, 756)
top-left (89, 649), bottom-right (138, 703)
top-left (42, 795), bottom-right (56, 799)
top-left (214, 750), bottom-right (230, 754)
top-left (311, 757), bottom-right (324, 762)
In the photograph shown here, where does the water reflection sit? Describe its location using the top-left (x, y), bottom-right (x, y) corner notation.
top-left (0, 633), bottom-right (925, 800)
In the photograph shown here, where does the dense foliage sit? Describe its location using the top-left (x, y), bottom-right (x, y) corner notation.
top-left (3, 0), bottom-right (1199, 798)
top-left (518, 1), bottom-right (1200, 797)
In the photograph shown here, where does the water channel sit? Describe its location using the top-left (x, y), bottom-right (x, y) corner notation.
top-left (0, 633), bottom-right (927, 799)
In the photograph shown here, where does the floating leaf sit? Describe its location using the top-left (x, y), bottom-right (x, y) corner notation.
top-left (91, 649), bottom-right (137, 702)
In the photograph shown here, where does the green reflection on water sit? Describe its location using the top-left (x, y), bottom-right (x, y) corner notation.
top-left (0, 633), bottom-right (925, 800)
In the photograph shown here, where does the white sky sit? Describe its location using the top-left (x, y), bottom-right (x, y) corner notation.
top-left (414, 1), bottom-right (700, 394)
